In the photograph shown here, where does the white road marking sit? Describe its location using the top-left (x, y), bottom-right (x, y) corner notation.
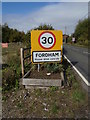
top-left (64, 55), bottom-right (90, 86)
top-left (83, 51), bottom-right (90, 54)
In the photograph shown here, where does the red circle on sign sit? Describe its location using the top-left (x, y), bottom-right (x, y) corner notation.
top-left (38, 31), bottom-right (56, 49)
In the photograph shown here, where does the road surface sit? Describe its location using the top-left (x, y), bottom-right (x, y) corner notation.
top-left (63, 44), bottom-right (89, 89)
top-left (0, 44), bottom-right (2, 119)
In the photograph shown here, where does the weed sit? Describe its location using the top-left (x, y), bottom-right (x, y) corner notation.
top-left (52, 63), bottom-right (60, 73)
top-left (72, 89), bottom-right (86, 102)
top-left (73, 81), bottom-right (79, 89)
top-left (17, 102), bottom-right (23, 108)
top-left (30, 102), bottom-right (35, 111)
top-left (50, 86), bottom-right (59, 92)
top-left (68, 74), bottom-right (75, 87)
top-left (0, 87), bottom-right (2, 91)
top-left (46, 63), bottom-right (52, 73)
top-left (35, 89), bottom-right (42, 96)
top-left (51, 103), bottom-right (59, 114)
top-left (2, 43), bottom-right (22, 91)
top-left (2, 96), bottom-right (7, 101)
top-left (43, 63), bottom-right (63, 73)
top-left (31, 64), bottom-right (37, 71)
top-left (66, 65), bottom-right (75, 87)
top-left (58, 64), bottom-right (64, 72)
top-left (2, 68), bottom-right (16, 91)
top-left (66, 66), bottom-right (71, 76)
top-left (15, 79), bottom-right (19, 90)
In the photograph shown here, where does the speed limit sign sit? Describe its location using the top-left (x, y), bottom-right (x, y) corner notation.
top-left (31, 30), bottom-right (63, 63)
top-left (38, 31), bottom-right (56, 49)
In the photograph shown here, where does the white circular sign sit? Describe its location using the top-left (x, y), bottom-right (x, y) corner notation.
top-left (38, 31), bottom-right (56, 49)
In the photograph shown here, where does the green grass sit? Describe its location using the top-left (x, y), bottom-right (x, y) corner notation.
top-left (2, 43), bottom-right (24, 91)
top-left (67, 42), bottom-right (88, 48)
top-left (2, 43), bottom-right (23, 55)
top-left (50, 86), bottom-right (59, 92)
top-left (73, 81), bottom-right (80, 89)
top-left (2, 76), bottom-right (88, 118)
top-left (2, 96), bottom-right (7, 101)
top-left (35, 89), bottom-right (42, 96)
top-left (2, 43), bottom-right (88, 118)
top-left (51, 103), bottom-right (59, 114)
top-left (17, 102), bottom-right (23, 108)
top-left (72, 89), bottom-right (86, 102)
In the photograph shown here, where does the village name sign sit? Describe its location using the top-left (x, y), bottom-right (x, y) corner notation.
top-left (31, 30), bottom-right (63, 63)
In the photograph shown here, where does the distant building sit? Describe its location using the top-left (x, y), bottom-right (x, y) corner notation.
top-left (63, 34), bottom-right (69, 43)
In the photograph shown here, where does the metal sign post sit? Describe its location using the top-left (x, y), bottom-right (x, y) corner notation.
top-left (38, 64), bottom-right (40, 72)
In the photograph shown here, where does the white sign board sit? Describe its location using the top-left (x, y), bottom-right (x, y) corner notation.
top-left (72, 37), bottom-right (75, 42)
top-left (32, 51), bottom-right (61, 63)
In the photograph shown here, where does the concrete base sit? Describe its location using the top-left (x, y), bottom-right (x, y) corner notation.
top-left (22, 78), bottom-right (62, 88)
top-left (22, 70), bottom-right (64, 89)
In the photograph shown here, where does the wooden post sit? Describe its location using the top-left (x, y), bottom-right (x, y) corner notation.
top-left (61, 71), bottom-right (64, 86)
top-left (20, 48), bottom-right (24, 76)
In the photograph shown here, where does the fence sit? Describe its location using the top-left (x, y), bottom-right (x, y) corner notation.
top-left (20, 47), bottom-right (31, 76)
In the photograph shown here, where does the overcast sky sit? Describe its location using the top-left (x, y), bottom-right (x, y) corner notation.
top-left (1, 0), bottom-right (90, 2)
top-left (2, 2), bottom-right (88, 34)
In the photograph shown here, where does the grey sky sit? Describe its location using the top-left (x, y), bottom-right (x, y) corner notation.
top-left (1, 0), bottom-right (89, 2)
top-left (0, 2), bottom-right (2, 24)
top-left (2, 2), bottom-right (88, 34)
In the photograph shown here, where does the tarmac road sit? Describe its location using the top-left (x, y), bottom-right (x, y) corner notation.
top-left (63, 44), bottom-right (89, 91)
top-left (0, 45), bottom-right (2, 119)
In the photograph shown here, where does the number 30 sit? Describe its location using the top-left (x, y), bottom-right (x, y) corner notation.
top-left (41, 37), bottom-right (53, 44)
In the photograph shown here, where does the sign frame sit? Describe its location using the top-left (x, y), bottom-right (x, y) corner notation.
top-left (31, 30), bottom-right (63, 64)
